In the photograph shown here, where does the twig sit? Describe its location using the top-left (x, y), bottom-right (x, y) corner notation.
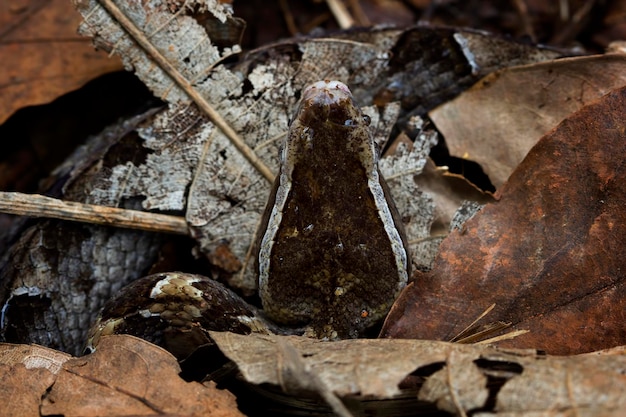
top-left (278, 0), bottom-right (299, 36)
top-left (97, 0), bottom-right (275, 184)
top-left (454, 322), bottom-right (512, 344)
top-left (550, 0), bottom-right (596, 45)
top-left (0, 192), bottom-right (188, 235)
top-left (346, 0), bottom-right (370, 26)
top-left (446, 351), bottom-right (468, 417)
top-left (326, 0), bottom-right (354, 29)
top-left (474, 329), bottom-right (530, 345)
top-left (512, 0), bottom-right (536, 42)
top-left (450, 304), bottom-right (497, 343)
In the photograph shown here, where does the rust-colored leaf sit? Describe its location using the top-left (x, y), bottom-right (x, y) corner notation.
top-left (40, 335), bottom-right (243, 417)
top-left (0, 0), bottom-right (123, 123)
top-left (382, 86), bottom-right (626, 355)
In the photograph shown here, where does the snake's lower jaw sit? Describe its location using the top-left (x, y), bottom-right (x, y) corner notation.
top-left (85, 272), bottom-right (277, 360)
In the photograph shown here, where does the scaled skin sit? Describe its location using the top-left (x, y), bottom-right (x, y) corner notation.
top-left (256, 80), bottom-right (410, 339)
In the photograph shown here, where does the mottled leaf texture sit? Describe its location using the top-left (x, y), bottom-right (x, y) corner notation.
top-left (1, 0), bottom-right (562, 356)
top-left (72, 0), bottom-right (560, 294)
top-left (40, 335), bottom-right (243, 417)
top-left (210, 332), bottom-right (626, 415)
top-left (382, 86), bottom-right (626, 355)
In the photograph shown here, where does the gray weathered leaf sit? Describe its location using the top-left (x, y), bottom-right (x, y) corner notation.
top-left (210, 332), bottom-right (626, 415)
top-left (71, 0), bottom-right (562, 294)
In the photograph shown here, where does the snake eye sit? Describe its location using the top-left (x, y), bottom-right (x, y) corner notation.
top-left (362, 115), bottom-right (371, 126)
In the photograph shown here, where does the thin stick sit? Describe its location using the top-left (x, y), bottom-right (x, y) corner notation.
top-left (450, 304), bottom-right (496, 343)
top-left (474, 329), bottom-right (530, 345)
top-left (278, 0), bottom-right (299, 36)
top-left (97, 0), bottom-right (275, 184)
top-left (325, 0), bottom-right (354, 29)
top-left (0, 192), bottom-right (188, 235)
top-left (454, 322), bottom-right (511, 344)
top-left (346, 0), bottom-right (370, 26)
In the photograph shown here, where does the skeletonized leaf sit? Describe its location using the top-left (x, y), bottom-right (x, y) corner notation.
top-left (72, 0), bottom-right (562, 295)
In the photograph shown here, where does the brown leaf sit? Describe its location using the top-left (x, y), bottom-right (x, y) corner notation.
top-left (428, 348), bottom-right (626, 415)
top-left (415, 158), bottom-right (495, 235)
top-left (0, 0), bottom-right (123, 124)
top-left (430, 53), bottom-right (626, 188)
top-left (41, 335), bottom-right (243, 417)
top-left (382, 86), bottom-right (626, 355)
top-left (210, 332), bottom-right (626, 415)
top-left (209, 331), bottom-right (503, 399)
top-left (0, 343), bottom-right (71, 417)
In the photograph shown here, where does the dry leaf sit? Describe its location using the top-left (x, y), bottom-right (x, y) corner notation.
top-left (382, 86), bottom-right (626, 355)
top-left (209, 331), bottom-right (499, 399)
top-left (0, 0), bottom-right (123, 124)
top-left (210, 332), bottom-right (626, 415)
top-left (430, 53), bottom-right (626, 188)
top-left (73, 0), bottom-right (563, 294)
top-left (41, 334), bottom-right (243, 417)
top-left (0, 343), bottom-right (71, 417)
top-left (1, 0), bottom-right (565, 356)
top-left (415, 158), bottom-right (495, 235)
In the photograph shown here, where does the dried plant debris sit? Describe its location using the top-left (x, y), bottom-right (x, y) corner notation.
top-left (70, 0), bottom-right (562, 295)
top-left (3, 333), bottom-right (625, 416)
top-left (0, 0), bottom-right (124, 124)
top-left (0, 0), bottom-right (578, 380)
top-left (383, 86), bottom-right (626, 355)
top-left (209, 332), bottom-right (626, 416)
top-left (0, 344), bottom-right (71, 417)
top-left (40, 335), bottom-right (244, 417)
top-left (430, 52), bottom-right (626, 188)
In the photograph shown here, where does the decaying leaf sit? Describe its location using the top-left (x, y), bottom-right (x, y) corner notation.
top-left (0, 0), bottom-right (123, 124)
top-left (0, 0), bottom-right (572, 367)
top-left (41, 334), bottom-right (243, 417)
top-left (0, 110), bottom-right (165, 355)
top-left (0, 343), bottom-right (71, 417)
top-left (430, 52), bottom-right (626, 188)
top-left (210, 332), bottom-right (626, 415)
top-left (209, 331), bottom-right (499, 399)
top-left (72, 0), bottom-right (563, 295)
top-left (415, 157), bottom-right (495, 236)
top-left (382, 86), bottom-right (626, 355)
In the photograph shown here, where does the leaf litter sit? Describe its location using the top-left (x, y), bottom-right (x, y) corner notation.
top-left (2, 0), bottom-right (625, 415)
